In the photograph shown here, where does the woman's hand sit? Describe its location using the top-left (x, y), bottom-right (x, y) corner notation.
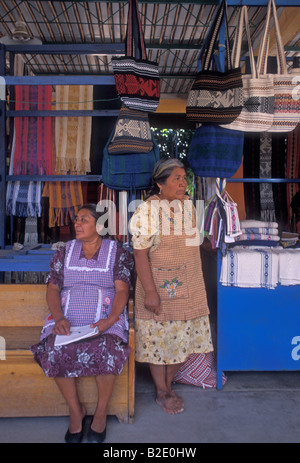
top-left (144, 290), bottom-right (161, 315)
top-left (52, 317), bottom-right (71, 336)
top-left (91, 317), bottom-right (115, 333)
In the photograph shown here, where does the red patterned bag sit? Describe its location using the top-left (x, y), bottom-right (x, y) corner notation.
top-left (111, 0), bottom-right (160, 113)
top-left (173, 352), bottom-right (227, 388)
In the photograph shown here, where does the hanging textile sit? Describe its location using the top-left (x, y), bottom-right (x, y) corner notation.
top-left (42, 181), bottom-right (84, 228)
top-left (243, 134), bottom-right (261, 221)
top-left (55, 85), bottom-right (93, 174)
top-left (98, 183), bottom-right (124, 241)
top-left (6, 180), bottom-right (42, 218)
top-left (286, 126), bottom-right (300, 226)
top-left (6, 128), bottom-right (42, 218)
top-left (13, 85), bottom-right (52, 175)
top-left (271, 133), bottom-right (288, 228)
top-left (24, 217), bottom-right (38, 246)
top-left (259, 132), bottom-right (276, 222)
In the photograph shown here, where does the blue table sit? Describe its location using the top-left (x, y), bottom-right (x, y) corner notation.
top-left (0, 244), bottom-right (54, 272)
top-left (217, 250), bottom-right (300, 389)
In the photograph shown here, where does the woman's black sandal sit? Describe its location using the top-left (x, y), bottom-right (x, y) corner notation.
top-left (64, 417), bottom-right (86, 443)
top-left (87, 423), bottom-right (107, 443)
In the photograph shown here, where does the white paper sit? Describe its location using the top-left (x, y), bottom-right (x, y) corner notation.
top-left (54, 325), bottom-right (99, 346)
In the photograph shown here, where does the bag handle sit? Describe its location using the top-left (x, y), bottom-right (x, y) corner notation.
top-left (257, 0), bottom-right (287, 76)
top-left (197, 0), bottom-right (232, 72)
top-left (125, 0), bottom-right (147, 60)
top-left (232, 6), bottom-right (258, 79)
top-left (198, 1), bottom-right (224, 71)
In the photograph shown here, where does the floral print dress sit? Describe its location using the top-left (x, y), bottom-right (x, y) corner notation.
top-left (30, 241), bottom-right (134, 378)
top-left (131, 197), bottom-right (213, 365)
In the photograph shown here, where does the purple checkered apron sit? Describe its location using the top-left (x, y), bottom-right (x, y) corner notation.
top-left (42, 239), bottom-right (129, 342)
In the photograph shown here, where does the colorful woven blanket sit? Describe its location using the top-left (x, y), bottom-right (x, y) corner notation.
top-left (42, 181), bottom-right (83, 227)
top-left (287, 126), bottom-right (300, 227)
top-left (13, 85), bottom-right (52, 175)
top-left (55, 85), bottom-right (93, 174)
top-left (6, 181), bottom-right (42, 217)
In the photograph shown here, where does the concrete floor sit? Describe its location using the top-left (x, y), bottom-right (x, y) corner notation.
top-left (1, 364), bottom-right (300, 444)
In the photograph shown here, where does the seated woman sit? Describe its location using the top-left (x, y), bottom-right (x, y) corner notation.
top-left (31, 203), bottom-right (134, 443)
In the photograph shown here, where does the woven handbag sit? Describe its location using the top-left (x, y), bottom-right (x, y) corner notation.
top-left (187, 124), bottom-right (244, 178)
top-left (186, 0), bottom-right (243, 125)
top-left (173, 352), bottom-right (227, 389)
top-left (111, 0), bottom-right (160, 113)
top-left (220, 6), bottom-right (274, 132)
top-left (257, 0), bottom-right (300, 132)
top-left (108, 105), bottom-right (153, 155)
top-left (102, 130), bottom-right (160, 191)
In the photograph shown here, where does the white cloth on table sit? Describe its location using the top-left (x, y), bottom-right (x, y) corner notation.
top-left (278, 248), bottom-right (300, 286)
top-left (220, 247), bottom-right (279, 289)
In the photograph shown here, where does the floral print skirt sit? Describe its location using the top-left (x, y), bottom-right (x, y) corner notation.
top-left (30, 333), bottom-right (130, 378)
top-left (135, 315), bottom-right (213, 365)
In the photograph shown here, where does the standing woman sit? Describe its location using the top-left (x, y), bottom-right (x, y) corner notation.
top-left (31, 204), bottom-right (133, 443)
top-left (130, 158), bottom-right (213, 415)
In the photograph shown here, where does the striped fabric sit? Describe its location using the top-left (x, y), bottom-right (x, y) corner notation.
top-left (286, 126), bottom-right (300, 227)
top-left (186, 0), bottom-right (243, 125)
top-left (173, 352), bottom-right (227, 389)
top-left (113, 59), bottom-right (160, 113)
top-left (220, 248), bottom-right (279, 289)
top-left (42, 181), bottom-right (84, 227)
top-left (221, 6), bottom-right (275, 132)
top-left (112, 0), bottom-right (160, 113)
top-left (55, 85), bottom-right (92, 174)
top-left (186, 69), bottom-right (243, 124)
top-left (257, 0), bottom-right (300, 133)
top-left (235, 233), bottom-right (280, 242)
top-left (13, 85), bottom-right (53, 175)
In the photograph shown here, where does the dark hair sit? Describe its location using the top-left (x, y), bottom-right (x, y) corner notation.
top-left (77, 203), bottom-right (112, 239)
top-left (147, 157), bottom-right (186, 196)
top-left (78, 203), bottom-right (103, 222)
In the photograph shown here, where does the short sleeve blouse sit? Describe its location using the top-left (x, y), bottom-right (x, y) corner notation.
top-left (47, 241), bottom-right (134, 290)
top-left (130, 198), bottom-right (161, 251)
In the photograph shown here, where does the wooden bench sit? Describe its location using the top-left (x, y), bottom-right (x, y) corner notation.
top-left (0, 284), bottom-right (135, 423)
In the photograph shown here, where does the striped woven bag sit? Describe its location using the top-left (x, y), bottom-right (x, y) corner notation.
top-left (220, 6), bottom-right (275, 132)
top-left (186, 0), bottom-right (243, 125)
top-left (111, 0), bottom-right (160, 113)
top-left (257, 0), bottom-right (300, 133)
top-left (108, 105), bottom-right (153, 155)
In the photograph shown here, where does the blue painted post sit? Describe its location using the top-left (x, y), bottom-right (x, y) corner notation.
top-left (0, 45), bottom-right (6, 249)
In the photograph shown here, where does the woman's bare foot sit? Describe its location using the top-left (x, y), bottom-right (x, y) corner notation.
top-left (169, 389), bottom-right (185, 410)
top-left (69, 404), bottom-right (86, 433)
top-left (155, 391), bottom-right (184, 415)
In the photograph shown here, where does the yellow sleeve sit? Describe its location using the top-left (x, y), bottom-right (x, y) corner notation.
top-left (130, 200), bottom-right (160, 250)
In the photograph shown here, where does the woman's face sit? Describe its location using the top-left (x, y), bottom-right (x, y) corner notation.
top-left (157, 167), bottom-right (187, 201)
top-left (74, 209), bottom-right (98, 241)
